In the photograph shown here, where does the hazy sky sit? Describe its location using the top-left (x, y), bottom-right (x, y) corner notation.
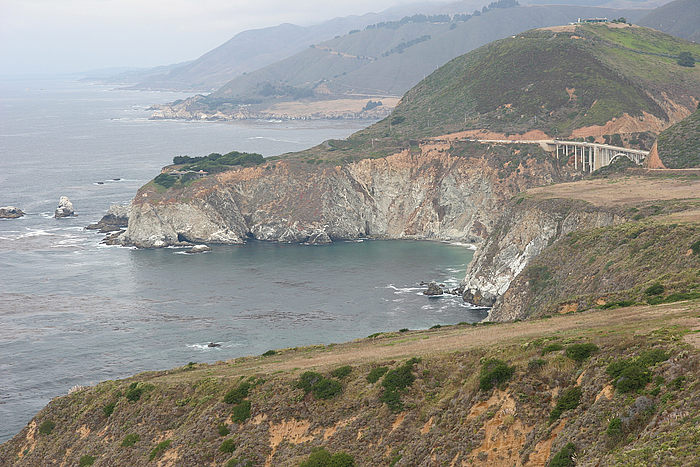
top-left (0, 0), bottom-right (452, 75)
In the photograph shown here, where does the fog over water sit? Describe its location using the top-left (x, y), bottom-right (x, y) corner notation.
top-left (0, 78), bottom-right (485, 442)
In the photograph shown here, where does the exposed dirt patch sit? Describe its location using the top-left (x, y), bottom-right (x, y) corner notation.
top-left (16, 421), bottom-right (36, 458)
top-left (570, 112), bottom-right (668, 138)
top-left (526, 419), bottom-right (566, 466)
top-left (559, 303), bottom-right (578, 314)
top-left (157, 447), bottom-right (179, 467)
top-left (646, 142), bottom-right (667, 169)
top-left (267, 419), bottom-right (314, 466)
top-left (596, 385), bottom-right (615, 402)
top-left (391, 413), bottom-right (406, 433)
top-left (77, 425), bottom-right (90, 439)
top-left (421, 417), bottom-right (434, 435)
top-left (435, 129), bottom-right (550, 141)
top-left (323, 416), bottom-right (357, 440)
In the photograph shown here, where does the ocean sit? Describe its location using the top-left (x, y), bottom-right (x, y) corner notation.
top-left (0, 77), bottom-right (484, 442)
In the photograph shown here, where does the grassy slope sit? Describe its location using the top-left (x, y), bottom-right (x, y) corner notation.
top-left (287, 24), bottom-right (700, 164)
top-left (1, 302), bottom-right (699, 466)
top-left (638, 0), bottom-right (700, 43)
top-left (656, 108), bottom-right (700, 168)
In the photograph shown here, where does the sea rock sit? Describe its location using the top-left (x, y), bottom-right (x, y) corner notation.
top-left (207, 342), bottom-right (221, 348)
top-left (187, 244), bottom-right (212, 254)
top-left (424, 282), bottom-right (444, 296)
top-left (0, 206), bottom-right (25, 219)
top-left (54, 196), bottom-right (76, 218)
top-left (87, 203), bottom-right (130, 232)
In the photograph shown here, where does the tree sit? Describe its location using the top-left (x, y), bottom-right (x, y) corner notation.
top-left (678, 52), bottom-right (695, 68)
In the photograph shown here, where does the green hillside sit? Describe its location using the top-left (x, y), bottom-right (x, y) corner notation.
top-left (639, 0), bottom-right (700, 43)
top-left (200, 5), bottom-right (646, 107)
top-left (292, 23), bottom-right (700, 162)
top-left (656, 107), bottom-right (700, 168)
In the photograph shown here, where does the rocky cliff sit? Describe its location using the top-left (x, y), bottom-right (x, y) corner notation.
top-left (461, 197), bottom-right (625, 310)
top-left (121, 142), bottom-right (569, 248)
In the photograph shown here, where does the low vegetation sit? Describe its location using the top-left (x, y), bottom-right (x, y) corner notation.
top-left (478, 358), bottom-right (515, 391)
top-left (656, 108), bottom-right (700, 168)
top-left (380, 358), bottom-right (419, 412)
top-left (296, 372), bottom-right (343, 400)
top-left (148, 440), bottom-right (171, 462)
top-left (299, 447), bottom-right (355, 467)
top-left (550, 387), bottom-right (582, 422)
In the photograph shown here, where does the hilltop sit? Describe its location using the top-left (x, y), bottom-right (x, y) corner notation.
top-left (155, 4), bottom-right (648, 120)
top-left (290, 22), bottom-right (700, 162)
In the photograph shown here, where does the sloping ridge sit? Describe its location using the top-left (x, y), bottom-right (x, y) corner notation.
top-left (638, 0), bottom-right (700, 43)
top-left (655, 107), bottom-right (700, 168)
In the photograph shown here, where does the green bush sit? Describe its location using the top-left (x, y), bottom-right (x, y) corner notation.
top-left (299, 447), bottom-right (355, 467)
top-left (367, 366), bottom-right (389, 383)
top-left (330, 365), bottom-right (352, 379)
top-left (312, 379), bottom-right (343, 400)
top-left (638, 348), bottom-right (669, 367)
top-left (231, 400), bottom-right (251, 423)
top-left (598, 300), bottom-right (635, 310)
top-left (149, 440), bottom-right (171, 462)
top-left (102, 402), bottom-right (116, 417)
top-left (217, 424), bottom-right (230, 436)
top-left (671, 376), bottom-right (685, 390)
top-left (644, 283), bottom-right (664, 296)
top-left (381, 358), bottom-right (420, 412)
top-left (224, 382), bottom-right (251, 404)
top-left (691, 239), bottom-right (700, 256)
top-left (121, 433), bottom-right (140, 447)
top-left (262, 350), bottom-right (277, 357)
top-left (528, 358), bottom-right (547, 371)
top-left (606, 417), bottom-right (623, 439)
top-left (550, 387), bottom-right (582, 422)
top-left (79, 455), bottom-right (95, 467)
top-left (125, 382), bottom-right (144, 402)
top-left (549, 442), bottom-right (576, 467)
top-left (565, 343), bottom-right (598, 362)
top-left (541, 343), bottom-right (563, 355)
top-left (615, 365), bottom-right (651, 393)
top-left (219, 438), bottom-right (236, 453)
top-left (153, 173), bottom-right (177, 188)
top-left (479, 359), bottom-right (515, 391)
top-left (38, 420), bottom-right (55, 435)
top-left (296, 372), bottom-right (343, 400)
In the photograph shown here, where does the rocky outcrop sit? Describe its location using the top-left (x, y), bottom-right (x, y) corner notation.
top-left (187, 244), bottom-right (212, 254)
top-left (121, 143), bottom-right (571, 248)
top-left (461, 198), bottom-right (624, 317)
top-left (87, 204), bottom-right (130, 232)
top-left (54, 197), bottom-right (75, 218)
top-left (423, 282), bottom-right (444, 296)
top-left (0, 206), bottom-right (24, 219)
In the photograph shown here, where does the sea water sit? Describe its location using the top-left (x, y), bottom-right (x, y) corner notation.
top-left (0, 77), bottom-right (485, 442)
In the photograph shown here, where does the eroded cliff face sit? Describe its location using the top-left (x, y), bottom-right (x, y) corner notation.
top-left (461, 198), bottom-right (624, 315)
top-left (122, 143), bottom-right (568, 248)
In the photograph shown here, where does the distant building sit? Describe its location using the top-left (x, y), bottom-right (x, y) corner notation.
top-left (576, 18), bottom-right (609, 24)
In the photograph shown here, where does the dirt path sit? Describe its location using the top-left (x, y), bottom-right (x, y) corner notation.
top-left (156, 301), bottom-right (699, 383)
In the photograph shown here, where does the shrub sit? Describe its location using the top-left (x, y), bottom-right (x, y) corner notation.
top-left (299, 447), bottom-right (355, 467)
top-left (541, 343), bottom-right (563, 355)
top-left (125, 382), bottom-right (144, 402)
top-left (381, 359), bottom-right (419, 412)
top-left (606, 417), bottom-right (623, 439)
top-left (637, 348), bottom-right (669, 367)
top-left (79, 455), bottom-right (95, 467)
top-left (367, 366), bottom-right (389, 383)
top-left (224, 382), bottom-right (251, 404)
top-left (549, 442), bottom-right (576, 467)
top-left (296, 372), bottom-right (343, 400)
top-left (479, 359), bottom-right (515, 391)
top-left (121, 433), bottom-right (140, 447)
top-left (312, 379), bottom-right (343, 400)
top-left (102, 402), bottom-right (116, 417)
top-left (565, 343), bottom-right (598, 362)
top-left (38, 420), bottom-right (55, 435)
top-left (615, 365), bottom-right (651, 393)
top-left (399, 328), bottom-right (409, 333)
top-left (226, 459), bottom-right (253, 467)
top-left (231, 400), bottom-right (251, 423)
top-left (677, 51), bottom-right (695, 67)
top-left (153, 173), bottom-right (177, 188)
top-left (217, 424), bottom-right (230, 436)
top-left (644, 283), bottom-right (664, 296)
top-left (598, 300), bottom-right (635, 309)
top-left (691, 239), bottom-right (700, 256)
top-left (219, 438), bottom-right (236, 453)
top-left (550, 387), bottom-right (582, 422)
top-left (261, 350), bottom-right (277, 357)
top-left (671, 376), bottom-right (685, 390)
top-left (149, 440), bottom-right (171, 461)
top-left (330, 366), bottom-right (352, 379)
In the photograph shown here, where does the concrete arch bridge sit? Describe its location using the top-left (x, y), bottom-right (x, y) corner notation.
top-left (450, 138), bottom-right (649, 173)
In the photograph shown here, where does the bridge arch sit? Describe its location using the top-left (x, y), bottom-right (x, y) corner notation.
top-left (609, 153), bottom-right (637, 165)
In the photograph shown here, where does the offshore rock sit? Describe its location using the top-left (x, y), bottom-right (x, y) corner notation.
top-left (0, 206), bottom-right (25, 219)
top-left (423, 282), bottom-right (444, 296)
top-left (187, 244), bottom-right (212, 254)
top-left (122, 143), bottom-right (571, 248)
top-left (54, 196), bottom-right (76, 218)
top-left (87, 204), bottom-right (130, 232)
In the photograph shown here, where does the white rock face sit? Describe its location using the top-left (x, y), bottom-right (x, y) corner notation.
top-left (187, 244), bottom-right (212, 254)
top-left (54, 196), bottom-right (75, 218)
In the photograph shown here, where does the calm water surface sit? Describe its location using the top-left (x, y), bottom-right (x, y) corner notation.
top-left (0, 78), bottom-right (484, 442)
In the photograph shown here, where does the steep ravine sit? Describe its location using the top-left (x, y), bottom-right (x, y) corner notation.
top-left (121, 143), bottom-right (570, 248)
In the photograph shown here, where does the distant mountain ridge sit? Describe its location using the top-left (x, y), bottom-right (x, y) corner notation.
top-left (638, 0), bottom-right (700, 42)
